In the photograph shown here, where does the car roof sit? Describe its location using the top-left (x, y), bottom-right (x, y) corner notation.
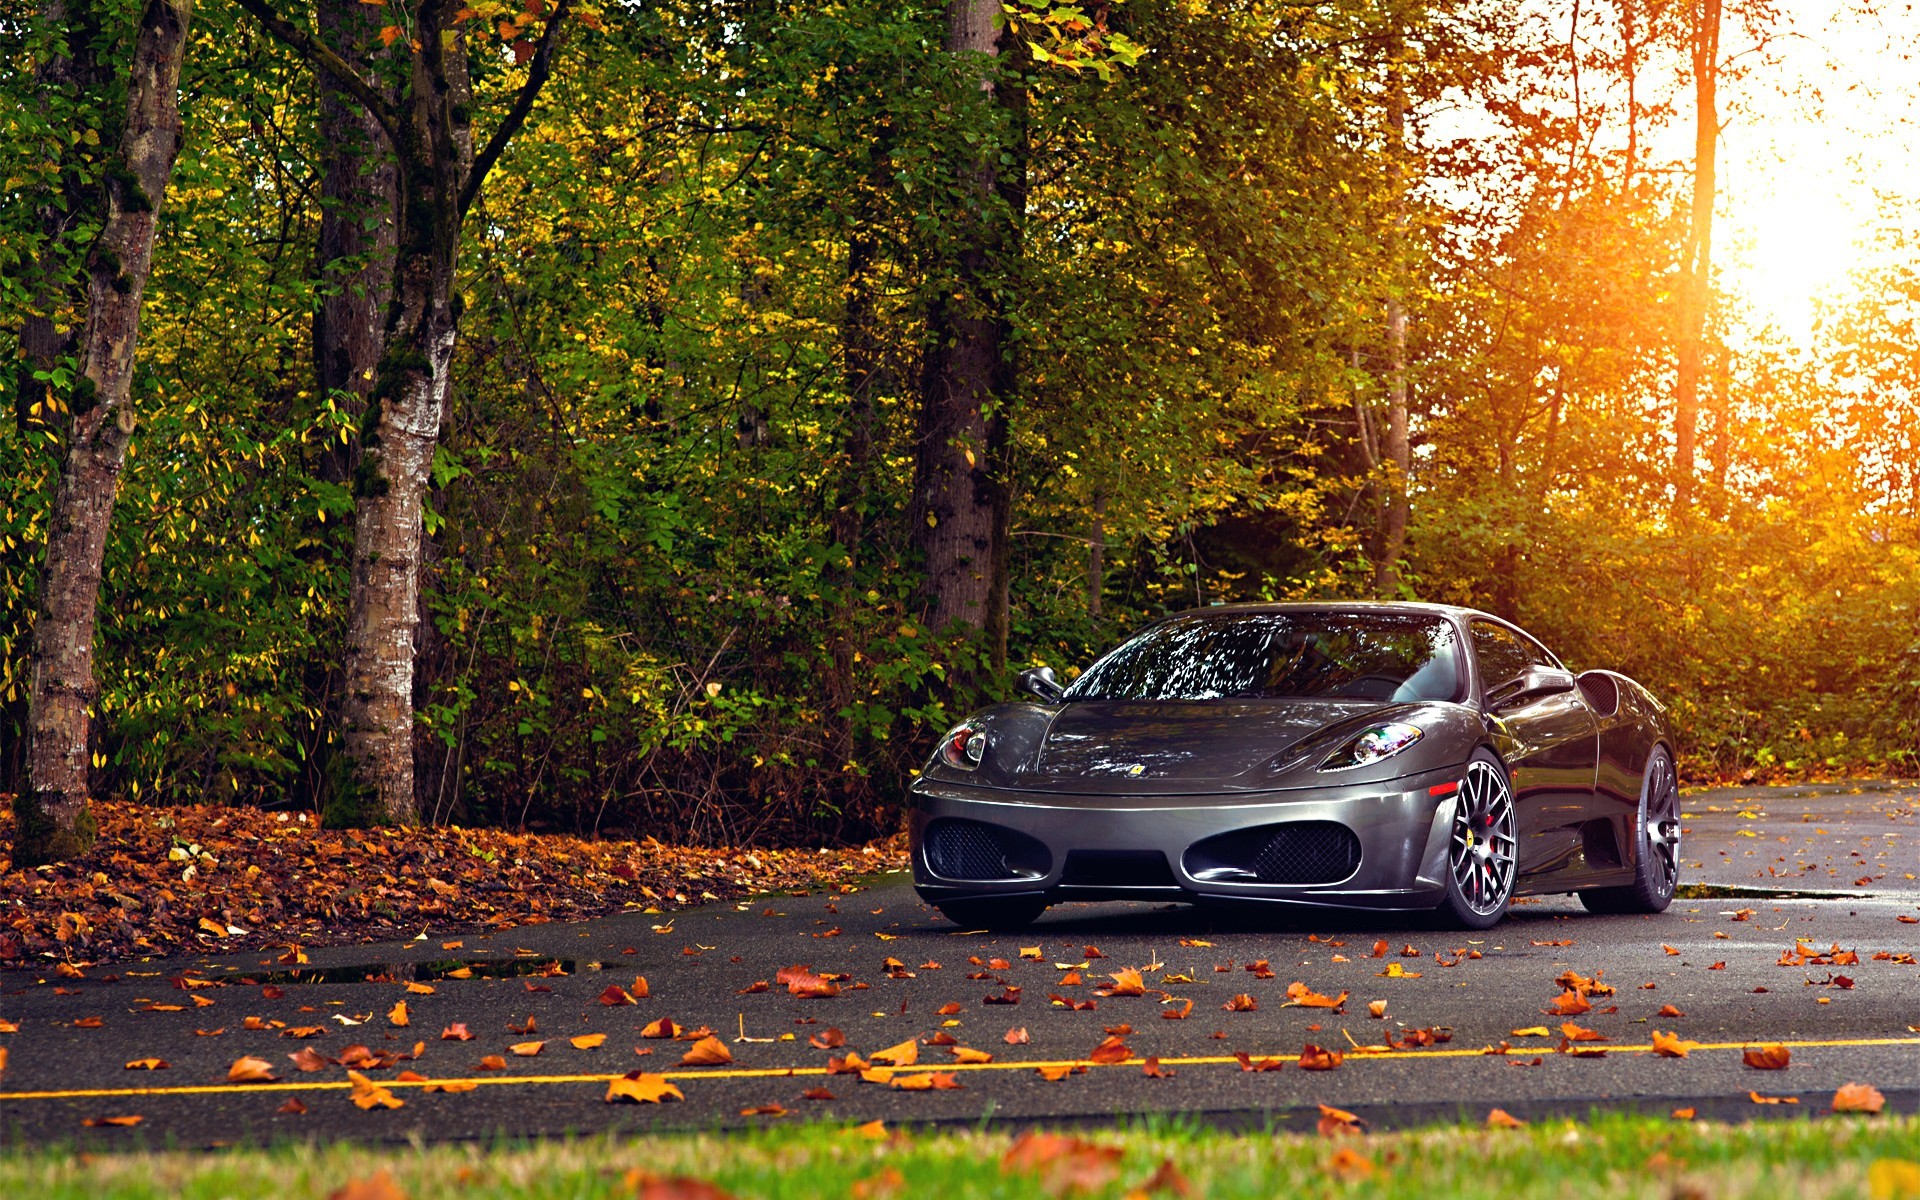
top-left (1161, 600), bottom-right (1490, 623)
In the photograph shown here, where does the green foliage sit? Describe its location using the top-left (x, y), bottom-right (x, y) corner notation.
top-left (1, 0), bottom-right (1912, 840)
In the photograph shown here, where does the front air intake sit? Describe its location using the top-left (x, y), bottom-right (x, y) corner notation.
top-left (1250, 822), bottom-right (1362, 884)
top-left (1184, 820), bottom-right (1363, 886)
top-left (923, 818), bottom-right (1049, 882)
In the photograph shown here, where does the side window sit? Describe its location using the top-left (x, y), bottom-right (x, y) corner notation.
top-left (1469, 621), bottom-right (1541, 694)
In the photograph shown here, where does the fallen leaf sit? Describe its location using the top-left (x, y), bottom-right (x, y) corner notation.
top-left (850, 1119), bottom-right (888, 1139)
top-left (1486, 1107), bottom-right (1526, 1128)
top-left (1834, 1083), bottom-right (1887, 1114)
top-left (1097, 968), bottom-right (1146, 997)
top-left (124, 1058), bottom-right (170, 1070)
top-left (288, 1047), bottom-right (330, 1072)
top-left (606, 1071), bottom-right (683, 1104)
top-left (1036, 1064), bottom-right (1077, 1081)
top-left (1671, 1107), bottom-right (1696, 1120)
top-left (571, 1033), bottom-right (607, 1050)
top-left (889, 1071), bottom-right (961, 1091)
top-left (278, 1097), bottom-right (308, 1114)
top-left (227, 1056), bottom-right (277, 1082)
top-left (950, 1046), bottom-right (992, 1064)
top-left (1002, 1131), bottom-right (1123, 1194)
top-left (422, 1079), bottom-right (479, 1093)
top-left (1325, 1147), bottom-right (1374, 1181)
top-left (1317, 1103), bottom-right (1365, 1137)
top-left (509, 1040), bottom-right (545, 1057)
top-left (1223, 993), bottom-right (1258, 1012)
top-left (405, 982), bottom-right (435, 995)
top-left (1367, 1000), bottom-right (1388, 1019)
top-left (1139, 1159), bottom-right (1194, 1197)
top-left (870, 1038), bottom-right (919, 1067)
top-left (1142, 1056), bottom-right (1173, 1078)
top-left (679, 1035), bottom-right (732, 1066)
top-left (1559, 1023), bottom-right (1607, 1042)
top-left (476, 1055), bottom-right (507, 1070)
top-left (801, 1087), bottom-right (835, 1100)
top-left (348, 1069), bottom-right (404, 1111)
top-left (1743, 1044), bottom-right (1790, 1070)
top-left (1650, 1030), bottom-right (1691, 1058)
top-left (1089, 1034), bottom-right (1132, 1064)
top-left (598, 985), bottom-right (638, 1006)
top-left (387, 1001), bottom-right (409, 1027)
top-left (442, 1023), bottom-right (474, 1041)
top-left (1298, 1044), bottom-right (1343, 1071)
top-left (1004, 1027), bottom-right (1031, 1045)
top-left (1546, 990), bottom-right (1592, 1016)
top-left (82, 1115), bottom-right (144, 1128)
top-left (1284, 982), bottom-right (1348, 1008)
top-left (1657, 1005), bottom-right (1685, 1018)
top-left (740, 1103), bottom-right (790, 1116)
top-left (1749, 1091), bottom-right (1799, 1105)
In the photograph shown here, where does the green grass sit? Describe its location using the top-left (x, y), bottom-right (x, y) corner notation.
top-left (4, 1113), bottom-right (1919, 1198)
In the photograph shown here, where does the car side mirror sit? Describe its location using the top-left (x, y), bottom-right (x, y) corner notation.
top-left (1016, 665), bottom-right (1065, 703)
top-left (1489, 665), bottom-right (1576, 711)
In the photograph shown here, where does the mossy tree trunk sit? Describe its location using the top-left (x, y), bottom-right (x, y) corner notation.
top-left (18, 0), bottom-right (194, 866)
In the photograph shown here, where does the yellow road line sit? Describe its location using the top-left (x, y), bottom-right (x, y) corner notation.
top-left (1, 1035), bottom-right (1914, 1103)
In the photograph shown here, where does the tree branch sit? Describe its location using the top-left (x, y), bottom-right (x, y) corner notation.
top-left (460, 0), bottom-right (573, 218)
top-left (230, 0), bottom-right (403, 152)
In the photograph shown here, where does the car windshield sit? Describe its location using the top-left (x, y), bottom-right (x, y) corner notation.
top-left (1063, 611), bottom-right (1463, 703)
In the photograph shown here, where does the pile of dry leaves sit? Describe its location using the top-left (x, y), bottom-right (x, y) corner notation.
top-left (0, 801), bottom-right (906, 966)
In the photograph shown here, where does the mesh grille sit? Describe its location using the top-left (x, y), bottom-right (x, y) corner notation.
top-left (1251, 822), bottom-right (1362, 884)
top-left (925, 820), bottom-right (1016, 881)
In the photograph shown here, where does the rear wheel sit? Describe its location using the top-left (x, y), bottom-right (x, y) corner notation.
top-left (935, 897), bottom-right (1047, 931)
top-left (1579, 746), bottom-right (1680, 915)
top-left (1434, 753), bottom-right (1517, 930)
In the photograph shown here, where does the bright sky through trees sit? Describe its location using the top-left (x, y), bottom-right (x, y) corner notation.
top-left (1714, 0), bottom-right (1920, 341)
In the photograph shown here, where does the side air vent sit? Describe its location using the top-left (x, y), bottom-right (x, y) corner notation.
top-left (922, 818), bottom-right (1049, 882)
top-left (1576, 671), bottom-right (1621, 717)
top-left (1185, 821), bottom-right (1363, 886)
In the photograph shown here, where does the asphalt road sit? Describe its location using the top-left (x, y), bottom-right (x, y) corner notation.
top-left (3, 781), bottom-right (1917, 1147)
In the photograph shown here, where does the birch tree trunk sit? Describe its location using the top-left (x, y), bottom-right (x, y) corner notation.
top-left (233, 0), bottom-right (568, 823)
top-left (17, 0), bottom-right (193, 865)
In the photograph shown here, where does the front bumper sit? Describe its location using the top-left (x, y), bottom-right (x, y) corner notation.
top-left (908, 764), bottom-right (1467, 912)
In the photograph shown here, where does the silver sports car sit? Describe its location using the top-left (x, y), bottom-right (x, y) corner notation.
top-left (908, 602), bottom-right (1679, 930)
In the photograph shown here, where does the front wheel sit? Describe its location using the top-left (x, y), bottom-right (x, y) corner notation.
top-left (1433, 753), bottom-right (1517, 930)
top-left (1579, 746), bottom-right (1680, 915)
top-left (935, 897), bottom-right (1048, 931)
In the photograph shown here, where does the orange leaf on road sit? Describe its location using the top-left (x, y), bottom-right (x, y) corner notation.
top-left (1298, 1044), bottom-right (1343, 1071)
top-left (1743, 1044), bottom-right (1790, 1070)
top-left (1650, 1030), bottom-right (1690, 1058)
top-left (1833, 1083), bottom-right (1886, 1114)
top-left (124, 1058), bottom-right (169, 1070)
top-left (679, 1036), bottom-right (732, 1066)
top-left (606, 1071), bottom-right (683, 1104)
top-left (227, 1056), bottom-right (277, 1082)
top-left (1486, 1108), bottom-right (1525, 1128)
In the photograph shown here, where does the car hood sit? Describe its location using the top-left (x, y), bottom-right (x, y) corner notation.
top-left (911, 697), bottom-right (1490, 796)
top-left (1032, 700), bottom-right (1379, 783)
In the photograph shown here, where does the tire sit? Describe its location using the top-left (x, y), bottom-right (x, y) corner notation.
top-left (935, 897), bottom-right (1048, 931)
top-left (1579, 745), bottom-right (1680, 915)
top-left (1433, 751), bottom-right (1518, 930)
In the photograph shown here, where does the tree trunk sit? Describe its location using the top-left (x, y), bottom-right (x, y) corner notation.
top-left (338, 16), bottom-right (473, 825)
top-left (234, 0), bottom-right (568, 823)
top-left (1087, 490), bottom-right (1106, 620)
top-left (913, 0), bottom-right (1007, 646)
top-left (18, 0), bottom-right (193, 866)
top-left (1674, 0), bottom-right (1720, 513)
top-left (312, 0), bottom-right (397, 485)
top-left (1372, 37), bottom-right (1410, 598)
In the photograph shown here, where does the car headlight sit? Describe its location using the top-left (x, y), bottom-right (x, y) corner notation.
top-left (1319, 722), bottom-right (1423, 771)
top-left (938, 724), bottom-right (988, 771)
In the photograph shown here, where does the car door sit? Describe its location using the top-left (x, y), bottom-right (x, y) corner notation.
top-left (1469, 620), bottom-right (1599, 883)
